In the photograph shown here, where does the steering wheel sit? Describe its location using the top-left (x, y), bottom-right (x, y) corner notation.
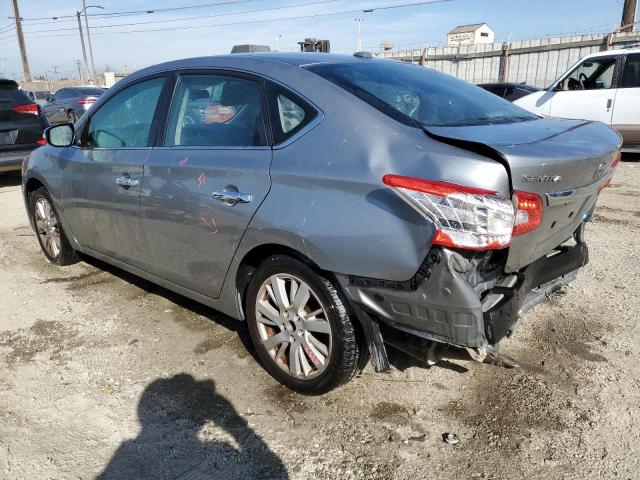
top-left (578, 73), bottom-right (589, 90)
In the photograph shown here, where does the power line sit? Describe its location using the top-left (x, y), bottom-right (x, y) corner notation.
top-left (19, 0), bottom-right (456, 39)
top-left (15, 0), bottom-right (265, 21)
top-left (21, 0), bottom-right (344, 34)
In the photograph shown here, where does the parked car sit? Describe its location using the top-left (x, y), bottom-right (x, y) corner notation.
top-left (478, 82), bottom-right (540, 102)
top-left (0, 79), bottom-right (48, 173)
top-left (25, 90), bottom-right (53, 106)
top-left (23, 54), bottom-right (621, 393)
top-left (514, 48), bottom-right (640, 152)
top-left (42, 86), bottom-right (106, 124)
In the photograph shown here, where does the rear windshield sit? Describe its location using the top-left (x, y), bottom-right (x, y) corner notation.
top-left (0, 85), bottom-right (29, 102)
top-left (78, 88), bottom-right (105, 96)
top-left (305, 61), bottom-right (537, 127)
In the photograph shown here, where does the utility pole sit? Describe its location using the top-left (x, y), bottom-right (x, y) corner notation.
top-left (355, 18), bottom-right (364, 52)
top-left (275, 34), bottom-right (282, 51)
top-left (11, 0), bottom-right (31, 82)
top-left (76, 11), bottom-right (89, 82)
top-left (82, 0), bottom-right (98, 83)
top-left (621, 0), bottom-right (637, 32)
top-left (76, 60), bottom-right (83, 81)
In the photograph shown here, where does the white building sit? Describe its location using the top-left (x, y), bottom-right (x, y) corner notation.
top-left (447, 23), bottom-right (495, 47)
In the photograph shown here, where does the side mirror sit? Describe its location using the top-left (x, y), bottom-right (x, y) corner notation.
top-left (45, 123), bottom-right (75, 147)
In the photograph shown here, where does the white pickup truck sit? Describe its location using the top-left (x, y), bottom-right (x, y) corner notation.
top-left (515, 48), bottom-right (640, 152)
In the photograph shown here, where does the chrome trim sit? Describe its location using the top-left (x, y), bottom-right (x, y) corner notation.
top-left (212, 191), bottom-right (252, 205)
top-left (545, 177), bottom-right (605, 206)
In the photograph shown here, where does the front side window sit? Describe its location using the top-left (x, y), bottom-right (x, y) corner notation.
top-left (621, 54), bottom-right (640, 88)
top-left (165, 74), bottom-right (266, 147)
top-left (85, 77), bottom-right (165, 148)
top-left (305, 61), bottom-right (537, 127)
top-left (561, 57), bottom-right (617, 91)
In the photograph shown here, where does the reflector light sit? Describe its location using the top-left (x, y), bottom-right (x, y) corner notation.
top-left (37, 139), bottom-right (46, 145)
top-left (12, 103), bottom-right (39, 115)
top-left (383, 174), bottom-right (515, 251)
top-left (611, 152), bottom-right (621, 169)
top-left (512, 190), bottom-right (543, 236)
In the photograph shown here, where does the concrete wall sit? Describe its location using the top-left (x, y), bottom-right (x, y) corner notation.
top-left (377, 31), bottom-right (640, 87)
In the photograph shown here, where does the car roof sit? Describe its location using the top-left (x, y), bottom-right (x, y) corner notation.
top-left (582, 47), bottom-right (640, 59)
top-left (0, 78), bottom-right (19, 88)
top-left (130, 52), bottom-right (374, 80)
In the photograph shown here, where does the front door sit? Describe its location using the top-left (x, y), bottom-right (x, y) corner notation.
top-left (611, 53), bottom-right (640, 147)
top-left (141, 72), bottom-right (272, 298)
top-left (61, 76), bottom-right (167, 270)
top-left (549, 55), bottom-right (619, 124)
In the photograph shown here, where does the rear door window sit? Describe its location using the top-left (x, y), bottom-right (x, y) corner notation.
top-left (85, 76), bottom-right (165, 148)
top-left (165, 74), bottom-right (267, 147)
top-left (267, 84), bottom-right (317, 144)
top-left (620, 53), bottom-right (640, 88)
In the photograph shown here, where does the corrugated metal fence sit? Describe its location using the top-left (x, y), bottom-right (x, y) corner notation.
top-left (376, 31), bottom-right (640, 87)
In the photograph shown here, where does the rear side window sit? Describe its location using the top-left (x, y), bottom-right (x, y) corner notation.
top-left (267, 84), bottom-right (317, 144)
top-left (305, 61), bottom-right (536, 127)
top-left (0, 85), bottom-right (29, 102)
top-left (86, 77), bottom-right (165, 148)
top-left (165, 74), bottom-right (267, 147)
top-left (621, 54), bottom-right (640, 88)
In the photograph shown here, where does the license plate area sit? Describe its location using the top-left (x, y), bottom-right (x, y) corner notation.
top-left (0, 130), bottom-right (17, 145)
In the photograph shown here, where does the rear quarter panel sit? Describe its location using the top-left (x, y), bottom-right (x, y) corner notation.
top-left (229, 63), bottom-right (511, 283)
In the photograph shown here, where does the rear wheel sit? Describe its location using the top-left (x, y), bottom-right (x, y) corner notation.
top-left (246, 255), bottom-right (361, 394)
top-left (29, 187), bottom-right (78, 265)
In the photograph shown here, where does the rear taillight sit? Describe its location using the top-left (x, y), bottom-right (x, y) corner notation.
top-left (383, 174), bottom-right (515, 251)
top-left (12, 103), bottom-right (39, 115)
top-left (512, 190), bottom-right (543, 236)
top-left (76, 99), bottom-right (95, 105)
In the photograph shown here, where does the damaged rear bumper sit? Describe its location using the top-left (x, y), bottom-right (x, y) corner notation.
top-left (338, 241), bottom-right (588, 358)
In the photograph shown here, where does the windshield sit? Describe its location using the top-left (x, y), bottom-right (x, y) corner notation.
top-left (305, 61), bottom-right (537, 127)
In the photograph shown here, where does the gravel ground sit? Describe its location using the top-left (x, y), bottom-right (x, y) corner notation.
top-left (1, 160), bottom-right (639, 480)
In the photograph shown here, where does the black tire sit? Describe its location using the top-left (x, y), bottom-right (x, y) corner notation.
top-left (67, 110), bottom-right (78, 123)
top-left (29, 186), bottom-right (78, 266)
top-left (246, 255), bottom-right (362, 394)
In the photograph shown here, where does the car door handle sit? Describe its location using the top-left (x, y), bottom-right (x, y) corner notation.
top-left (115, 175), bottom-right (139, 188)
top-left (606, 98), bottom-right (613, 110)
top-left (211, 191), bottom-right (252, 205)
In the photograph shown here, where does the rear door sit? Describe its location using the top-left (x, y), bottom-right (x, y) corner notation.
top-left (548, 55), bottom-right (620, 124)
top-left (611, 53), bottom-right (640, 148)
top-left (61, 75), bottom-right (168, 270)
top-left (140, 71), bottom-right (272, 298)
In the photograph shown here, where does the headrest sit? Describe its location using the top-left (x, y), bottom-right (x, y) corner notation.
top-left (220, 81), bottom-right (257, 106)
top-left (189, 89), bottom-right (209, 101)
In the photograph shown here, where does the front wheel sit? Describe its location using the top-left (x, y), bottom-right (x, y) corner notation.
top-left (29, 187), bottom-right (78, 266)
top-left (246, 255), bottom-right (362, 394)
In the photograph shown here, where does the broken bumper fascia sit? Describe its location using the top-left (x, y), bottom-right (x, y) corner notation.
top-left (337, 242), bottom-right (588, 364)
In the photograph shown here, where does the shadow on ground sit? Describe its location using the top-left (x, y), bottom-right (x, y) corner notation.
top-left (0, 172), bottom-right (22, 188)
top-left (97, 373), bottom-right (289, 479)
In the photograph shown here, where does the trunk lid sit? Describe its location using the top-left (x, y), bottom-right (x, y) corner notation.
top-left (425, 118), bottom-right (621, 271)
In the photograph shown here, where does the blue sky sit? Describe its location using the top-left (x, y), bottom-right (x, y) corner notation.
top-left (0, 0), bottom-right (631, 79)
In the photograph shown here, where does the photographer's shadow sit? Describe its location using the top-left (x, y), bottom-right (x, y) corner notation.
top-left (97, 374), bottom-right (289, 480)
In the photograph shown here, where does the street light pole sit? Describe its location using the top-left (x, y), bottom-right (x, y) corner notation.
top-left (355, 18), bottom-right (364, 52)
top-left (76, 11), bottom-right (89, 82)
top-left (82, 0), bottom-right (103, 84)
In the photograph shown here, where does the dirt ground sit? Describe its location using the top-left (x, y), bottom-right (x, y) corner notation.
top-left (1, 160), bottom-right (639, 480)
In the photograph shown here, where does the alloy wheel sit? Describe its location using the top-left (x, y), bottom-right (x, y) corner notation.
top-left (34, 197), bottom-right (61, 259)
top-left (255, 274), bottom-right (332, 380)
